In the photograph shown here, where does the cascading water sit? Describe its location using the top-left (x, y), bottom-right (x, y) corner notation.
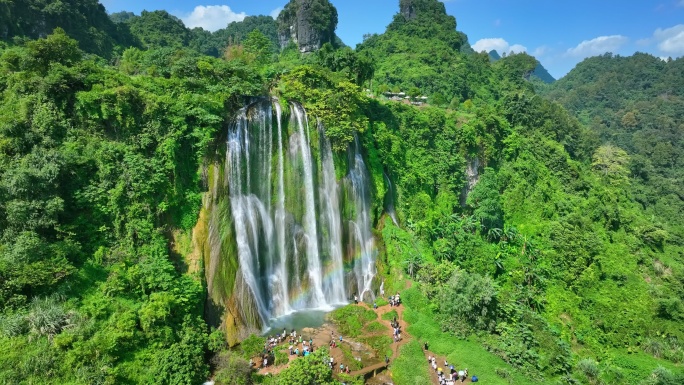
top-left (292, 107), bottom-right (326, 307)
top-left (383, 172), bottom-right (399, 226)
top-left (347, 136), bottom-right (377, 302)
top-left (318, 121), bottom-right (346, 303)
top-left (224, 100), bottom-right (376, 327)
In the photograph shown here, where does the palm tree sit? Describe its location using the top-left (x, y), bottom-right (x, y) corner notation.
top-left (493, 252), bottom-right (505, 277)
top-left (403, 252), bottom-right (423, 278)
top-left (502, 225), bottom-right (519, 244)
top-left (488, 227), bottom-right (502, 242)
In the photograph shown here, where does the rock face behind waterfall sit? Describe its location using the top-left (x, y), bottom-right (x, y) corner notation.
top-left (277, 0), bottom-right (338, 52)
top-left (197, 100), bottom-right (377, 344)
top-left (460, 156), bottom-right (481, 206)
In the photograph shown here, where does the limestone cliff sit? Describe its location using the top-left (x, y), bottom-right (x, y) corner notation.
top-left (391, 0), bottom-right (469, 51)
top-left (399, 0), bottom-right (448, 21)
top-left (277, 0), bottom-right (338, 53)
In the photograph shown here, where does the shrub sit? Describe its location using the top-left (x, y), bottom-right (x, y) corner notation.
top-left (643, 338), bottom-right (664, 358)
top-left (240, 334), bottom-right (266, 359)
top-left (576, 358), bottom-right (599, 380)
top-left (495, 367), bottom-right (513, 384)
top-left (277, 348), bottom-right (337, 385)
top-left (213, 351), bottom-right (252, 385)
top-left (337, 373), bottom-right (364, 385)
top-left (26, 297), bottom-right (78, 341)
top-left (0, 313), bottom-right (28, 337)
top-left (208, 327), bottom-right (228, 353)
top-left (643, 366), bottom-right (680, 385)
top-left (437, 269), bottom-right (498, 335)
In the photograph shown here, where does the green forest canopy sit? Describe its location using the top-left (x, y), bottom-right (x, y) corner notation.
top-left (0, 0), bottom-right (683, 384)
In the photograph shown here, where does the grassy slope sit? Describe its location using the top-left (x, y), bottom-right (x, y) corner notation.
top-left (398, 286), bottom-right (536, 385)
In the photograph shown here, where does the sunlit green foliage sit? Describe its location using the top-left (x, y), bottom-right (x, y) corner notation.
top-left (1, 1), bottom-right (684, 385)
top-left (276, 347), bottom-right (336, 385)
top-left (0, 29), bottom-right (263, 383)
top-left (278, 65), bottom-right (368, 151)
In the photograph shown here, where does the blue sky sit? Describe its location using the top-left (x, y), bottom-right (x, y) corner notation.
top-left (101, 0), bottom-right (684, 79)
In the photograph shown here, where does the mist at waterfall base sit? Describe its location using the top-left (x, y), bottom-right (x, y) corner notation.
top-left (226, 100), bottom-right (377, 329)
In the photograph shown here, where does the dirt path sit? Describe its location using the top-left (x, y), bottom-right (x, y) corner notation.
top-left (422, 345), bottom-right (473, 384)
top-left (347, 301), bottom-right (410, 377)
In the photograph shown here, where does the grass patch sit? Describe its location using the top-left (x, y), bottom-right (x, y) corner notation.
top-left (273, 349), bottom-right (288, 366)
top-left (366, 321), bottom-right (388, 334)
top-left (382, 309), bottom-right (398, 321)
top-left (390, 340), bottom-right (431, 385)
top-left (376, 297), bottom-right (389, 307)
top-left (401, 286), bottom-right (538, 385)
top-left (600, 348), bottom-right (684, 384)
top-left (360, 335), bottom-right (393, 358)
top-left (329, 305), bottom-right (377, 338)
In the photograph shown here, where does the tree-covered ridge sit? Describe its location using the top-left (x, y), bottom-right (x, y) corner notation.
top-left (541, 53), bottom-right (683, 175)
top-left (358, 0), bottom-right (502, 107)
top-left (0, 0), bottom-right (136, 57)
top-left (223, 15), bottom-right (279, 48)
top-left (111, 11), bottom-right (280, 59)
top-left (539, 53), bottom-right (684, 247)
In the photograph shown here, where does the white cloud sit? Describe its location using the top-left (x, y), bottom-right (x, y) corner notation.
top-left (654, 24), bottom-right (684, 55)
top-left (270, 7), bottom-right (283, 19)
top-left (637, 24), bottom-right (684, 56)
top-left (472, 38), bottom-right (527, 55)
top-left (532, 45), bottom-right (548, 57)
top-left (565, 35), bottom-right (628, 58)
top-left (180, 5), bottom-right (247, 32)
top-left (509, 44), bottom-right (528, 54)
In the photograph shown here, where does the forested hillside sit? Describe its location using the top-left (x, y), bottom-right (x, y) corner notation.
top-left (0, 26), bottom-right (265, 384)
top-left (0, 0), bottom-right (137, 56)
top-left (0, 0), bottom-right (683, 384)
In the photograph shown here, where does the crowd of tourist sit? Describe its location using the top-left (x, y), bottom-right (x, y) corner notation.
top-left (256, 328), bottom-right (319, 368)
top-left (426, 354), bottom-right (477, 384)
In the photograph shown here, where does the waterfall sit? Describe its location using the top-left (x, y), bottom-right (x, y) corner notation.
top-left (292, 106), bottom-right (326, 307)
top-left (227, 106), bottom-right (273, 323)
top-left (273, 102), bottom-right (290, 315)
top-left (319, 121), bottom-right (346, 304)
top-left (348, 136), bottom-right (377, 302)
top-left (383, 172), bottom-right (399, 226)
top-left (224, 100), bottom-right (377, 327)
